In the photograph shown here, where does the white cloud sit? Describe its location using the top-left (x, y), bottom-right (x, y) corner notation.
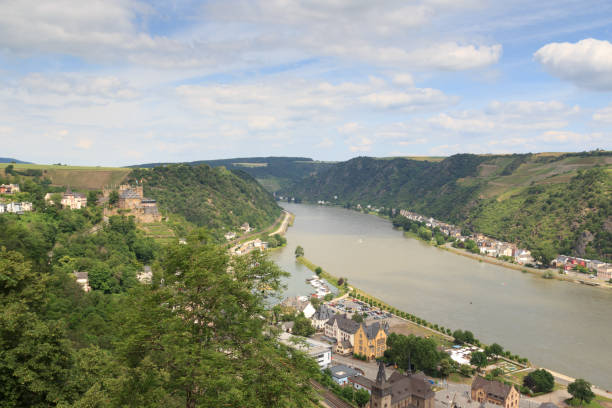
top-left (534, 38), bottom-right (612, 90)
top-left (19, 73), bottom-right (139, 104)
top-left (76, 138), bottom-right (93, 149)
top-left (593, 105), bottom-right (612, 124)
top-left (315, 137), bottom-right (334, 148)
top-left (347, 136), bottom-right (374, 152)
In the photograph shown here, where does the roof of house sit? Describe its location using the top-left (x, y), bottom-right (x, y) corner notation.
top-left (471, 377), bottom-right (514, 401)
top-left (329, 365), bottom-right (360, 380)
top-left (281, 296), bottom-right (312, 313)
top-left (364, 320), bottom-right (389, 339)
top-left (388, 372), bottom-right (435, 402)
top-left (327, 314), bottom-right (361, 334)
top-left (349, 375), bottom-right (374, 390)
top-left (313, 304), bottom-right (334, 321)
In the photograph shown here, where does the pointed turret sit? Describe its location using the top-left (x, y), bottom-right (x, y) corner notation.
top-left (371, 360), bottom-right (392, 407)
top-left (376, 360), bottom-right (387, 384)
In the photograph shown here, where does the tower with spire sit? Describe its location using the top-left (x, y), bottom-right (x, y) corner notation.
top-left (370, 360), bottom-right (392, 408)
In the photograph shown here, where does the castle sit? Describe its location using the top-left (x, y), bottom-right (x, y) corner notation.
top-left (104, 183), bottom-right (161, 223)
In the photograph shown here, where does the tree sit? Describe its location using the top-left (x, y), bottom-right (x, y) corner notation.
top-left (523, 369), bottom-right (554, 394)
top-left (108, 190), bottom-right (120, 206)
top-left (116, 235), bottom-right (320, 407)
top-left (292, 313), bottom-right (315, 337)
top-left (87, 190), bottom-right (100, 206)
top-left (470, 351), bottom-right (488, 370)
top-left (459, 364), bottom-right (473, 377)
top-left (294, 245), bottom-right (304, 258)
top-left (354, 388), bottom-right (370, 407)
top-left (315, 266), bottom-right (322, 276)
top-left (439, 359), bottom-right (453, 377)
top-left (4, 164), bottom-right (14, 175)
top-left (340, 386), bottom-right (354, 402)
top-left (568, 379), bottom-right (595, 407)
top-left (485, 343), bottom-right (504, 358)
top-left (386, 333), bottom-right (442, 374)
top-left (351, 313), bottom-right (365, 323)
top-left (532, 243), bottom-right (556, 266)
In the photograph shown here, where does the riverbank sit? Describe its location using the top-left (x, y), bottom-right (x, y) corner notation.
top-left (296, 256), bottom-right (348, 296)
top-left (297, 255), bottom-right (612, 400)
top-left (441, 243), bottom-right (612, 289)
top-left (322, 204), bottom-right (612, 290)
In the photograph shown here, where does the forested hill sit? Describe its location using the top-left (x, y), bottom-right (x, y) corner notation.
top-left (130, 156), bottom-right (335, 192)
top-left (281, 152), bottom-right (612, 261)
top-left (128, 164), bottom-right (282, 236)
top-left (0, 157), bottom-right (30, 163)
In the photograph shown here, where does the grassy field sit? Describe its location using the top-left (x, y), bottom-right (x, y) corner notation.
top-left (0, 163), bottom-right (130, 190)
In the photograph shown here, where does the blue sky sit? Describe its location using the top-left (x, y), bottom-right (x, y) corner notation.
top-left (0, 0), bottom-right (611, 166)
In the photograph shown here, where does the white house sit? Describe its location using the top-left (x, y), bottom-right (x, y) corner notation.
top-left (73, 271), bottom-right (91, 292)
top-left (281, 296), bottom-right (316, 319)
top-left (310, 304), bottom-right (334, 330)
top-left (278, 332), bottom-right (332, 369)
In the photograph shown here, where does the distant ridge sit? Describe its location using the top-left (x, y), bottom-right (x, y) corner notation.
top-left (0, 157), bottom-right (31, 164)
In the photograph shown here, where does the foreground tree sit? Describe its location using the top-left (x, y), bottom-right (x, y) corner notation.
top-left (116, 231), bottom-right (319, 407)
top-left (568, 379), bottom-right (595, 407)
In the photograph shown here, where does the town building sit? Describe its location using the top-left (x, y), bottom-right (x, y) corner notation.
top-left (0, 201), bottom-right (33, 214)
top-left (349, 375), bottom-right (374, 394)
top-left (471, 377), bottom-right (520, 408)
top-left (0, 184), bottom-right (20, 194)
top-left (370, 361), bottom-right (435, 408)
top-left (329, 365), bottom-right (361, 386)
top-left (137, 265), bottom-right (152, 284)
top-left (281, 296), bottom-right (316, 319)
top-left (110, 184), bottom-right (161, 222)
top-left (310, 304), bottom-right (335, 330)
top-left (73, 271), bottom-right (91, 292)
top-left (45, 188), bottom-right (87, 209)
top-left (324, 314), bottom-right (389, 360)
top-left (240, 222), bottom-right (252, 232)
top-left (278, 332), bottom-right (332, 369)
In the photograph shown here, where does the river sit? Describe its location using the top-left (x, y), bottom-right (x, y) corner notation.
top-left (270, 203), bottom-right (612, 389)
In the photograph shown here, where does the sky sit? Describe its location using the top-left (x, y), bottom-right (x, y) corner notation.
top-left (0, 0), bottom-right (611, 166)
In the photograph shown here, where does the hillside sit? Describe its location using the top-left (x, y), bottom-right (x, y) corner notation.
top-left (281, 151), bottom-right (612, 261)
top-left (0, 157), bottom-right (30, 163)
top-left (131, 157), bottom-right (335, 192)
top-left (128, 164), bottom-right (282, 237)
top-left (0, 163), bottom-right (130, 190)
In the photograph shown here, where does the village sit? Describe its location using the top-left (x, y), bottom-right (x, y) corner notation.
top-left (276, 289), bottom-right (575, 408)
top-left (0, 183), bottom-right (33, 214)
top-left (395, 209), bottom-right (612, 283)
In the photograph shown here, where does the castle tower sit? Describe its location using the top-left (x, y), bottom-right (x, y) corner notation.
top-left (370, 360), bottom-right (392, 408)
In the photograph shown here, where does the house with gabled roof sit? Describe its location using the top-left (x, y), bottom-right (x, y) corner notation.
top-left (324, 313), bottom-right (389, 359)
top-left (471, 376), bottom-right (520, 408)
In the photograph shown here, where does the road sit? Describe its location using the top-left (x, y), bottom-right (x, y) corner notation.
top-left (269, 210), bottom-right (291, 236)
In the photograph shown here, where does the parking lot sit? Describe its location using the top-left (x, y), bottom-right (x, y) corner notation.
top-left (326, 298), bottom-right (393, 322)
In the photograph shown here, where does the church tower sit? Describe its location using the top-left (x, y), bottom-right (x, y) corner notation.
top-left (370, 361), bottom-right (392, 408)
